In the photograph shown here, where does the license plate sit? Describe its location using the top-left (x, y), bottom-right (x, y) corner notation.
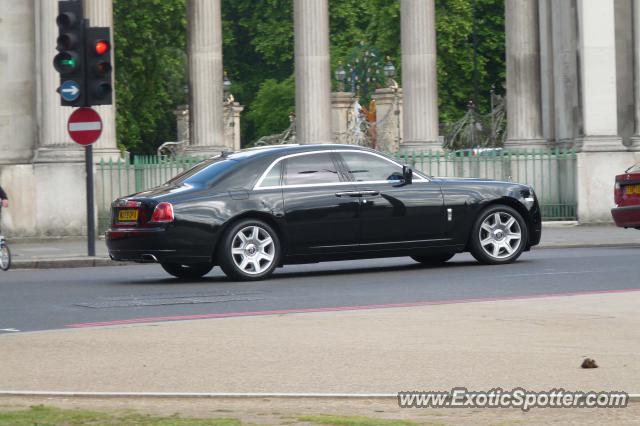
top-left (624, 184), bottom-right (640, 195)
top-left (117, 209), bottom-right (138, 222)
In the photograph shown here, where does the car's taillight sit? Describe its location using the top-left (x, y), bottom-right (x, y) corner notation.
top-left (614, 181), bottom-right (622, 206)
top-left (150, 202), bottom-right (174, 223)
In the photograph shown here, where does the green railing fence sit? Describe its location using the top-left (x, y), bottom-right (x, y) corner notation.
top-left (392, 146), bottom-right (577, 221)
top-left (96, 146), bottom-right (577, 233)
top-left (96, 155), bottom-right (206, 232)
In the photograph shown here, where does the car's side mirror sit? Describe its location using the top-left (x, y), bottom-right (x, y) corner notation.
top-left (402, 165), bottom-right (413, 184)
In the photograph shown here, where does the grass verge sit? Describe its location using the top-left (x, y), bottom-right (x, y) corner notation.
top-left (0, 405), bottom-right (242, 426)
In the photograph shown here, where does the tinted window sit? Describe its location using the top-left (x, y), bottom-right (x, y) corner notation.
top-left (340, 152), bottom-right (403, 182)
top-left (166, 158), bottom-right (237, 186)
top-left (285, 153), bottom-right (340, 186)
top-left (261, 162), bottom-right (282, 187)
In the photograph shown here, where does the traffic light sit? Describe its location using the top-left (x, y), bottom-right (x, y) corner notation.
top-left (85, 27), bottom-right (113, 106)
top-left (53, 0), bottom-right (85, 107)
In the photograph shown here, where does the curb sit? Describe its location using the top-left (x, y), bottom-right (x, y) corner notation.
top-left (11, 258), bottom-right (131, 270)
top-left (7, 243), bottom-right (640, 270)
top-left (0, 391), bottom-right (639, 402)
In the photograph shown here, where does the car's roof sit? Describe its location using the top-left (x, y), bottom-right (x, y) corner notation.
top-left (226, 144), bottom-right (374, 161)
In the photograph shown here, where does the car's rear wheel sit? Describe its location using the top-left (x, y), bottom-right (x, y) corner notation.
top-left (411, 253), bottom-right (455, 266)
top-left (161, 262), bottom-right (213, 279)
top-left (470, 205), bottom-right (528, 265)
top-left (218, 219), bottom-right (280, 281)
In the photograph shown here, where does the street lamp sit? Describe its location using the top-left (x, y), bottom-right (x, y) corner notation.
top-left (223, 71), bottom-right (232, 99)
top-left (335, 62), bottom-right (346, 92)
top-left (383, 57), bottom-right (396, 87)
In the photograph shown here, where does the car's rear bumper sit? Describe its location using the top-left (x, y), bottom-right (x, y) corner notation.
top-left (106, 227), bottom-right (212, 264)
top-left (611, 205), bottom-right (640, 228)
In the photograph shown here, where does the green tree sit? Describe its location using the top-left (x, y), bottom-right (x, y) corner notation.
top-left (114, 0), bottom-right (505, 151)
top-left (113, 0), bottom-right (187, 153)
top-left (245, 76), bottom-right (295, 139)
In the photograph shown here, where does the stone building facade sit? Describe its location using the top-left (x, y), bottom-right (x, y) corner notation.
top-left (1, 0), bottom-right (640, 236)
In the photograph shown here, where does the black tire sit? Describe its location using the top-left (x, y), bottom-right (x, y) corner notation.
top-left (0, 243), bottom-right (11, 271)
top-left (218, 219), bottom-right (281, 281)
top-left (470, 204), bottom-right (528, 265)
top-left (411, 253), bottom-right (455, 266)
top-left (161, 262), bottom-right (213, 279)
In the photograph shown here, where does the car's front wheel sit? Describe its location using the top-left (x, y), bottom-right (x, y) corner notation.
top-left (470, 205), bottom-right (528, 265)
top-left (218, 219), bottom-right (280, 281)
top-left (161, 262), bottom-right (213, 279)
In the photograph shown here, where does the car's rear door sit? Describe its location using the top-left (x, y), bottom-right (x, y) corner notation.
top-left (336, 150), bottom-right (448, 250)
top-left (280, 151), bottom-right (360, 255)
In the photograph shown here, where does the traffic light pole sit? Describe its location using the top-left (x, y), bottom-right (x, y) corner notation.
top-left (82, 17), bottom-right (95, 257)
top-left (85, 143), bottom-right (96, 257)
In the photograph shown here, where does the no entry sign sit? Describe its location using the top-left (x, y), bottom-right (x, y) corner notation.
top-left (68, 107), bottom-right (103, 146)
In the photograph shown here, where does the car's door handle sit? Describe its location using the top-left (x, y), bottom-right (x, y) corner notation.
top-left (359, 190), bottom-right (380, 197)
top-left (335, 191), bottom-right (362, 197)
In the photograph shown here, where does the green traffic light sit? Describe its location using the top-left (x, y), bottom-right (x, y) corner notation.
top-left (53, 51), bottom-right (79, 75)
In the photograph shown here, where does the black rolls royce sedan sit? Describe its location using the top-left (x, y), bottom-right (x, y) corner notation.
top-left (106, 144), bottom-right (541, 281)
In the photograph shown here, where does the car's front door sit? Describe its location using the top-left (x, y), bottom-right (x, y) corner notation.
top-left (280, 152), bottom-right (360, 255)
top-left (336, 151), bottom-right (448, 249)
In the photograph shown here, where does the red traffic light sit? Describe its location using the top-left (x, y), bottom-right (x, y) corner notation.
top-left (95, 40), bottom-right (110, 56)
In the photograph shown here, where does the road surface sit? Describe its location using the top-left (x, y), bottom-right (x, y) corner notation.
top-left (0, 246), bottom-right (637, 332)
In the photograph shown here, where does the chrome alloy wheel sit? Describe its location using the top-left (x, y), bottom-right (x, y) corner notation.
top-left (231, 225), bottom-right (275, 275)
top-left (478, 212), bottom-right (522, 259)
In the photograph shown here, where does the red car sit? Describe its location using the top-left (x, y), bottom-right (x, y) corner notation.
top-left (612, 164), bottom-right (640, 229)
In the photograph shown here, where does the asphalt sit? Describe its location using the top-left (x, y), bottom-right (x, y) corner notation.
top-left (1, 246), bottom-right (639, 333)
top-left (4, 223), bottom-right (640, 270)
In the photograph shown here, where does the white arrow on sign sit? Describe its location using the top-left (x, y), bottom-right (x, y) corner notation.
top-left (62, 86), bottom-right (80, 96)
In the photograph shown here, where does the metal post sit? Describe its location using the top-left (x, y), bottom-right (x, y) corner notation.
top-left (85, 144), bottom-right (96, 256)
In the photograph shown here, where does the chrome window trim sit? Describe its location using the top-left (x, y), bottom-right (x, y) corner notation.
top-left (253, 149), bottom-right (428, 190)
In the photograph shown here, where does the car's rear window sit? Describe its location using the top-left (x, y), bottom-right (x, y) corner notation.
top-left (166, 158), bottom-right (237, 186)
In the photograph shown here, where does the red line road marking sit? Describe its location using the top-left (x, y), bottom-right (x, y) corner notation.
top-left (65, 288), bottom-right (640, 329)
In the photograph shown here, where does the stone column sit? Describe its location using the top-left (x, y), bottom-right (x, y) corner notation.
top-left (505, 0), bottom-right (545, 148)
top-left (550, 0), bottom-right (581, 144)
top-left (575, 0), bottom-right (633, 224)
top-left (294, 0), bottom-right (332, 144)
top-left (0, 0), bottom-right (36, 165)
top-left (32, 0), bottom-right (89, 236)
top-left (400, 0), bottom-right (440, 153)
top-left (576, 0), bottom-right (623, 151)
top-left (538, 0), bottom-right (555, 141)
top-left (35, 0), bottom-right (83, 163)
top-left (331, 92), bottom-right (354, 145)
top-left (372, 87), bottom-right (403, 153)
top-left (187, 0), bottom-right (225, 155)
top-left (631, 0), bottom-right (640, 150)
top-left (84, 0), bottom-right (121, 161)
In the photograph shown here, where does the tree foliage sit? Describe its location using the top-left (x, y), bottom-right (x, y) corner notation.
top-left (113, 0), bottom-right (187, 153)
top-left (245, 76), bottom-right (295, 139)
top-left (113, 0), bottom-right (505, 152)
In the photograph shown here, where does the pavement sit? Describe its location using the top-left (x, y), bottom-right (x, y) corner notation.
top-left (2, 290), bottom-right (639, 393)
top-left (1, 290), bottom-right (639, 424)
top-left (4, 222), bottom-right (640, 270)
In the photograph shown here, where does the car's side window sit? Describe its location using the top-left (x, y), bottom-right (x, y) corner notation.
top-left (284, 153), bottom-right (341, 186)
top-left (260, 162), bottom-right (282, 187)
top-left (340, 152), bottom-right (404, 182)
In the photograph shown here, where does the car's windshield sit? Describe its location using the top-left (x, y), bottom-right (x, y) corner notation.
top-left (165, 157), bottom-right (237, 186)
top-left (627, 163), bottom-right (640, 173)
